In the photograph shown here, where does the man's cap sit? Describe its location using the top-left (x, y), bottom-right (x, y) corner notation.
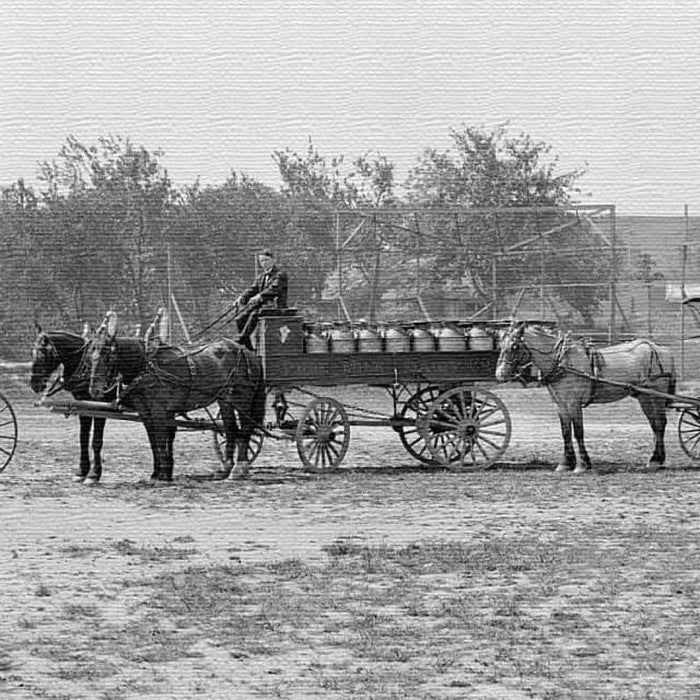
top-left (259, 248), bottom-right (273, 258)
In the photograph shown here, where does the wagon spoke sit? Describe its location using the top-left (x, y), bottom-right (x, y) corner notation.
top-left (479, 416), bottom-right (508, 429)
top-left (0, 391), bottom-right (17, 472)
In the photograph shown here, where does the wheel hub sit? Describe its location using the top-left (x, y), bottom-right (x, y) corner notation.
top-left (316, 425), bottom-right (334, 443)
top-left (457, 417), bottom-right (479, 440)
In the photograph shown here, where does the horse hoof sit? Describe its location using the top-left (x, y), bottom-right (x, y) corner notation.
top-left (554, 464), bottom-right (572, 473)
top-left (83, 477), bottom-right (100, 487)
top-left (72, 474), bottom-right (87, 483)
top-left (227, 472), bottom-right (248, 481)
top-left (212, 469), bottom-right (231, 480)
top-left (227, 463), bottom-right (250, 480)
top-left (572, 466), bottom-right (590, 474)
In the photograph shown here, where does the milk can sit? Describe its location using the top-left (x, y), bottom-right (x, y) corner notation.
top-left (383, 324), bottom-right (411, 353)
top-left (409, 324), bottom-right (436, 352)
top-left (356, 322), bottom-right (383, 353)
top-left (467, 325), bottom-right (494, 351)
top-left (435, 322), bottom-right (467, 352)
top-left (305, 324), bottom-right (329, 353)
top-left (329, 323), bottom-right (356, 353)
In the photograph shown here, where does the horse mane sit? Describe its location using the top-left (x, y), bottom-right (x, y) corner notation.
top-left (42, 330), bottom-right (85, 343)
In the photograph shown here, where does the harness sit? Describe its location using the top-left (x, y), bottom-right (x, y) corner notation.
top-left (508, 328), bottom-right (673, 405)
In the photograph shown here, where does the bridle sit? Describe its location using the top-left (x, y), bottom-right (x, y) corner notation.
top-left (500, 326), bottom-right (570, 385)
top-left (31, 333), bottom-right (88, 395)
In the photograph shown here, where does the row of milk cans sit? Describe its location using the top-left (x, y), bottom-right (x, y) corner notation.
top-left (303, 322), bottom-right (496, 354)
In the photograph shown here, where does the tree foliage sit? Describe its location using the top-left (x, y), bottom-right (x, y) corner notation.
top-left (403, 123), bottom-right (606, 321)
top-left (0, 124), bottom-right (617, 357)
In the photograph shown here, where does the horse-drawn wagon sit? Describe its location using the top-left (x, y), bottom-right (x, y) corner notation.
top-left (35, 310), bottom-right (513, 480)
top-left (219, 311), bottom-right (513, 472)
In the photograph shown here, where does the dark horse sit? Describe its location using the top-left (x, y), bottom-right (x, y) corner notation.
top-left (496, 322), bottom-right (676, 472)
top-left (88, 313), bottom-right (265, 482)
top-left (30, 324), bottom-right (107, 484)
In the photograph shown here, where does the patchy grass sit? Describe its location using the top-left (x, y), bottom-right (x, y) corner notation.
top-left (92, 531), bottom-right (699, 698)
top-left (111, 539), bottom-right (197, 562)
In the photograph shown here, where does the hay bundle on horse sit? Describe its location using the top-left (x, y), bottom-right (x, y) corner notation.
top-left (30, 323), bottom-right (109, 484)
top-left (496, 321), bottom-right (676, 472)
top-left (89, 312), bottom-right (265, 482)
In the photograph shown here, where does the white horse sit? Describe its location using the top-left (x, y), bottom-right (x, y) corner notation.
top-left (496, 322), bottom-right (676, 472)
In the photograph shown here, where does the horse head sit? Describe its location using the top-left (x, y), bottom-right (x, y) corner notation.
top-left (495, 321), bottom-right (532, 383)
top-left (89, 312), bottom-right (119, 400)
top-left (29, 323), bottom-right (60, 393)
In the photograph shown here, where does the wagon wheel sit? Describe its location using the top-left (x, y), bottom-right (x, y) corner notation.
top-left (0, 390), bottom-right (18, 472)
top-left (398, 385), bottom-right (447, 465)
top-left (421, 385), bottom-right (511, 470)
top-left (678, 406), bottom-right (700, 461)
top-left (296, 397), bottom-right (350, 472)
top-left (211, 408), bottom-right (264, 467)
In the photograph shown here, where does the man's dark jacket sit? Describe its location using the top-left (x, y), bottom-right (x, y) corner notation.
top-left (240, 264), bottom-right (288, 309)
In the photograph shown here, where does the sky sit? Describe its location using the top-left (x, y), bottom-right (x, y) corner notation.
top-left (1, 0), bottom-right (699, 215)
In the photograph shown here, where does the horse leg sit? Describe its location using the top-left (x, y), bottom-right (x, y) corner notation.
top-left (134, 400), bottom-right (161, 481)
top-left (74, 416), bottom-right (92, 482)
top-left (555, 412), bottom-right (576, 472)
top-left (227, 406), bottom-right (250, 481)
top-left (165, 420), bottom-right (177, 481)
top-left (151, 409), bottom-right (173, 482)
top-left (214, 401), bottom-right (236, 478)
top-left (638, 396), bottom-right (667, 469)
top-left (571, 405), bottom-right (592, 473)
top-left (84, 417), bottom-right (106, 486)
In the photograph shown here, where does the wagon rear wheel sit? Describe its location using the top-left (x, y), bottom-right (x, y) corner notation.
top-left (211, 408), bottom-right (264, 466)
top-left (398, 386), bottom-right (445, 465)
top-left (0, 390), bottom-right (18, 472)
top-left (678, 407), bottom-right (700, 461)
top-left (296, 397), bottom-right (350, 472)
top-left (421, 385), bottom-right (511, 470)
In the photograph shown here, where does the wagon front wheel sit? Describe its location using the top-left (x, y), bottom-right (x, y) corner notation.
top-left (296, 397), bottom-right (350, 472)
top-left (0, 390), bottom-right (18, 472)
top-left (421, 385), bottom-right (511, 470)
top-left (678, 407), bottom-right (700, 461)
top-left (211, 408), bottom-right (265, 467)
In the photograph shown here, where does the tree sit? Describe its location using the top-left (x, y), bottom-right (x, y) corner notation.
top-left (36, 135), bottom-right (177, 330)
top-left (403, 123), bottom-right (602, 322)
top-left (169, 173), bottom-right (291, 334)
top-left (273, 139), bottom-right (398, 321)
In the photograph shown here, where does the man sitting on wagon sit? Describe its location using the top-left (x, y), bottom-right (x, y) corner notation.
top-left (234, 248), bottom-right (288, 349)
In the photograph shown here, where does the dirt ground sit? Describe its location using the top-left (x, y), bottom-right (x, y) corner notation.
top-left (1, 376), bottom-right (700, 699)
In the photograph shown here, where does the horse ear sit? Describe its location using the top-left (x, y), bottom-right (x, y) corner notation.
top-left (106, 311), bottom-right (118, 338)
top-left (81, 322), bottom-right (91, 340)
top-left (34, 321), bottom-right (42, 335)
